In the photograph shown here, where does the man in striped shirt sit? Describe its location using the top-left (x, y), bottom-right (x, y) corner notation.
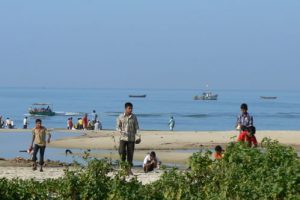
top-left (116, 102), bottom-right (139, 168)
top-left (236, 103), bottom-right (253, 129)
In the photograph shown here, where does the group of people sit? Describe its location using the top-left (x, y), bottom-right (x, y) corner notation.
top-left (116, 102), bottom-right (161, 174)
top-left (0, 116), bottom-right (30, 129)
top-left (70, 110), bottom-right (102, 131)
top-left (213, 103), bottom-right (257, 160)
top-left (32, 105), bottom-right (52, 113)
top-left (0, 116), bottom-right (17, 129)
top-left (29, 102), bottom-right (160, 174)
top-left (29, 101), bottom-right (257, 174)
top-left (236, 103), bottom-right (257, 147)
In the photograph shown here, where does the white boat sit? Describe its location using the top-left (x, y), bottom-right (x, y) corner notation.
top-left (194, 92), bottom-right (218, 100)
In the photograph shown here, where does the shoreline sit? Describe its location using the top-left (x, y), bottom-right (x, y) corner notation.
top-left (1, 129), bottom-right (300, 150)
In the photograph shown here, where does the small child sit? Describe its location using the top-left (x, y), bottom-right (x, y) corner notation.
top-left (213, 145), bottom-right (224, 160)
top-left (237, 126), bottom-right (258, 147)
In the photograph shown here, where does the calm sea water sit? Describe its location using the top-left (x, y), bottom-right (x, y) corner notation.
top-left (0, 87), bottom-right (300, 131)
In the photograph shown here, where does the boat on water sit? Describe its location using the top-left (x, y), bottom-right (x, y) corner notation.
top-left (260, 96), bottom-right (277, 100)
top-left (129, 94), bottom-right (147, 98)
top-left (28, 103), bottom-right (55, 116)
top-left (194, 92), bottom-right (218, 100)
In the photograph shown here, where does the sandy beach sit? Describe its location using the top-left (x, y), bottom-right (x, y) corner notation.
top-left (0, 158), bottom-right (162, 184)
top-left (48, 129), bottom-right (300, 164)
top-left (44, 129), bottom-right (300, 150)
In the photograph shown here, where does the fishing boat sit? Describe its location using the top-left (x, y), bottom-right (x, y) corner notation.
top-left (129, 94), bottom-right (147, 98)
top-left (28, 103), bottom-right (55, 116)
top-left (260, 96), bottom-right (277, 100)
top-left (194, 92), bottom-right (218, 100)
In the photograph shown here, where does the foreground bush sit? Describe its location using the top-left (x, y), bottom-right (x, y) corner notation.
top-left (0, 138), bottom-right (299, 200)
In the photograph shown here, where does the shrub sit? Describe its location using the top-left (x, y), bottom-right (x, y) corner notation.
top-left (0, 139), bottom-right (299, 199)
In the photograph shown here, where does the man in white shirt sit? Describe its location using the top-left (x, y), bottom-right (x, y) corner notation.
top-left (23, 117), bottom-right (28, 129)
top-left (143, 151), bottom-right (161, 173)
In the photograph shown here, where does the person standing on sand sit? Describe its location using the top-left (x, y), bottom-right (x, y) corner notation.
top-left (67, 117), bottom-right (73, 130)
top-left (82, 114), bottom-right (88, 130)
top-left (23, 116), bottom-right (28, 129)
top-left (168, 116), bottom-right (175, 131)
top-left (0, 116), bottom-right (4, 128)
top-left (92, 110), bottom-right (98, 123)
top-left (30, 119), bottom-right (51, 172)
top-left (116, 102), bottom-right (140, 171)
top-left (236, 103), bottom-right (253, 130)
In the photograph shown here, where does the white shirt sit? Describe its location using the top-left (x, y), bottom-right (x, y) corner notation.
top-left (6, 119), bottom-right (11, 126)
top-left (23, 118), bottom-right (28, 125)
top-left (94, 122), bottom-right (99, 130)
top-left (143, 154), bottom-right (160, 168)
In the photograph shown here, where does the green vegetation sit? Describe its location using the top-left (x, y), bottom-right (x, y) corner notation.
top-left (0, 139), bottom-right (300, 200)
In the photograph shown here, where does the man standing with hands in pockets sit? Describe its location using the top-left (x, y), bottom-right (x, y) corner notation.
top-left (116, 102), bottom-right (140, 174)
top-left (30, 119), bottom-right (51, 172)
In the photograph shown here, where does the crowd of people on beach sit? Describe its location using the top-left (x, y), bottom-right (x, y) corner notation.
top-left (67, 110), bottom-right (102, 131)
top-left (0, 116), bottom-right (16, 129)
top-left (2, 101), bottom-right (256, 174)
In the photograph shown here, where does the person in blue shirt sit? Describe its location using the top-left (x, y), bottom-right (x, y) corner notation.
top-left (168, 116), bottom-right (175, 131)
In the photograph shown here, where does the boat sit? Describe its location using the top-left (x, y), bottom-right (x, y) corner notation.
top-left (28, 103), bottom-right (55, 116)
top-left (260, 96), bottom-right (277, 100)
top-left (129, 94), bottom-right (147, 98)
top-left (194, 92), bottom-right (218, 100)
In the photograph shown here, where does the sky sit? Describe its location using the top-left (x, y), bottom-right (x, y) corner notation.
top-left (0, 0), bottom-right (299, 90)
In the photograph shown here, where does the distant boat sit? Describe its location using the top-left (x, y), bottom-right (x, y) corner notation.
top-left (194, 92), bottom-right (218, 100)
top-left (28, 103), bottom-right (55, 116)
top-left (129, 94), bottom-right (147, 98)
top-left (260, 96), bottom-right (277, 100)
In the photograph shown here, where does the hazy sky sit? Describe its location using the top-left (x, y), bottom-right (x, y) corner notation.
top-left (0, 0), bottom-right (299, 90)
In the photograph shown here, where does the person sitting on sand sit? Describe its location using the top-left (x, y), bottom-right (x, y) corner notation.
top-left (76, 118), bottom-right (83, 129)
top-left (236, 103), bottom-right (253, 130)
top-left (213, 145), bottom-right (224, 160)
top-left (6, 118), bottom-right (13, 129)
top-left (143, 151), bottom-right (161, 173)
top-left (94, 120), bottom-right (102, 130)
top-left (87, 120), bottom-right (95, 130)
top-left (237, 126), bottom-right (258, 147)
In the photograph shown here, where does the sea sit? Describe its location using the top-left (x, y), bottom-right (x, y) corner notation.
top-left (0, 87), bottom-right (300, 163)
top-left (0, 87), bottom-right (300, 131)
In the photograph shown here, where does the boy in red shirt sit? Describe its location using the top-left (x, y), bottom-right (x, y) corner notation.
top-left (237, 126), bottom-right (258, 147)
